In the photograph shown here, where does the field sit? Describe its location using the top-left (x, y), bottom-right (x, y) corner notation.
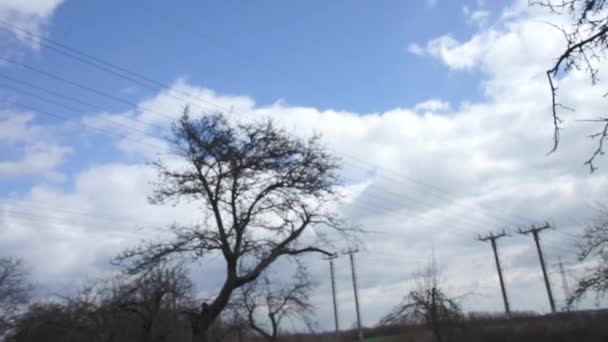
top-left (276, 310), bottom-right (608, 342)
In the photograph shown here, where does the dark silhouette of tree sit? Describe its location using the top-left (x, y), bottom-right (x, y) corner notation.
top-left (568, 206), bottom-right (608, 306)
top-left (7, 264), bottom-right (195, 342)
top-left (115, 111), bottom-right (352, 341)
top-left (231, 262), bottom-right (315, 341)
top-left (379, 259), bottom-right (463, 342)
top-left (8, 295), bottom-right (106, 342)
top-left (205, 309), bottom-right (249, 342)
top-left (111, 263), bottom-right (194, 342)
top-left (0, 257), bottom-right (31, 336)
top-left (531, 0), bottom-right (608, 171)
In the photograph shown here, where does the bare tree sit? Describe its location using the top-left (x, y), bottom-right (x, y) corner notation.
top-left (111, 263), bottom-right (194, 342)
top-left (0, 257), bottom-right (31, 335)
top-left (8, 294), bottom-right (106, 342)
top-left (379, 259), bottom-right (463, 342)
top-left (568, 206), bottom-right (608, 306)
top-left (8, 265), bottom-right (195, 342)
top-left (204, 309), bottom-right (249, 342)
top-left (231, 263), bottom-right (315, 341)
top-left (115, 112), bottom-right (352, 341)
top-left (531, 0), bottom-right (608, 171)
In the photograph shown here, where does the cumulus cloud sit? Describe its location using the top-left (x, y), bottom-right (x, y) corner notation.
top-left (3, 0), bottom-right (608, 330)
top-left (0, 0), bottom-right (64, 50)
top-left (463, 5), bottom-right (491, 26)
top-left (0, 143), bottom-right (71, 180)
top-left (0, 111), bottom-right (72, 180)
top-left (407, 42), bottom-right (425, 56)
top-left (414, 99), bottom-right (451, 112)
top-left (48, 63), bottom-right (608, 326)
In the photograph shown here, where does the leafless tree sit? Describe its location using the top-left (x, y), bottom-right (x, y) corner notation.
top-left (0, 257), bottom-right (31, 335)
top-left (531, 0), bottom-right (608, 171)
top-left (379, 259), bottom-right (463, 342)
top-left (111, 263), bottom-right (194, 342)
top-left (205, 309), bottom-right (249, 342)
top-left (8, 264), bottom-right (195, 342)
top-left (231, 263), bottom-right (315, 341)
top-left (568, 206), bottom-right (608, 306)
top-left (8, 294), bottom-right (106, 342)
top-left (115, 112), bottom-right (353, 341)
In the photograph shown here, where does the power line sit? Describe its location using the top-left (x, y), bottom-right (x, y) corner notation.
top-left (0, 20), bottom-right (231, 115)
top-left (0, 86), bottom-right (500, 240)
top-left (2, 100), bottom-right (167, 151)
top-left (1, 21), bottom-right (599, 254)
top-left (0, 72), bottom-right (520, 234)
top-left (5, 66), bottom-right (516, 234)
top-left (0, 87), bottom-right (496, 244)
top-left (136, 10), bottom-right (608, 232)
top-left (0, 198), bottom-right (164, 228)
top-left (0, 208), bottom-right (161, 238)
top-left (0, 22), bottom-right (554, 233)
top-left (0, 57), bottom-right (178, 122)
top-left (0, 87), bottom-right (582, 261)
top-left (0, 83), bottom-right (152, 135)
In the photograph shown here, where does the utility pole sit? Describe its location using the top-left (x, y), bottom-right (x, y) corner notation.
top-left (478, 230), bottom-right (511, 314)
top-left (518, 222), bottom-right (556, 313)
top-left (346, 249), bottom-right (363, 341)
top-left (324, 254), bottom-right (340, 337)
top-left (558, 256), bottom-right (571, 310)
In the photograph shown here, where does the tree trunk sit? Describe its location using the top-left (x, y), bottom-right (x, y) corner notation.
top-left (192, 277), bottom-right (237, 342)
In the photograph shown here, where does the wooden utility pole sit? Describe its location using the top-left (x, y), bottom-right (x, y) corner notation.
top-left (478, 230), bottom-right (511, 314)
top-left (346, 249), bottom-right (363, 341)
top-left (558, 256), bottom-right (571, 310)
top-left (518, 222), bottom-right (556, 313)
top-left (324, 254), bottom-right (340, 337)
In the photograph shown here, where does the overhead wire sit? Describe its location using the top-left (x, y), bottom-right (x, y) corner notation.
top-left (1, 100), bottom-right (168, 151)
top-left (0, 20), bottom-right (594, 263)
top-left (0, 21), bottom-right (560, 234)
top-left (0, 82), bottom-right (503, 239)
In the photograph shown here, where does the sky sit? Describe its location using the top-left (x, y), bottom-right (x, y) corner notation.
top-left (1, 0), bottom-right (608, 332)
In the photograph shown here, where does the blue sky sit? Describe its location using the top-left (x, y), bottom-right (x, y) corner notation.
top-left (6, 0), bottom-right (495, 112)
top-left (2, 0), bottom-right (608, 331)
top-left (1, 0), bottom-right (501, 193)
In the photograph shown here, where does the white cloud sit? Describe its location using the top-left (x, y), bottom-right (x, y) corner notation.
top-left (470, 10), bottom-right (491, 23)
top-left (464, 5), bottom-right (491, 26)
top-left (414, 98), bottom-right (451, 112)
top-left (425, 34), bottom-right (488, 70)
top-left (39, 55), bottom-right (607, 324)
top-left (0, 110), bottom-right (72, 179)
top-left (4, 0), bottom-right (608, 330)
top-left (0, 143), bottom-right (71, 180)
top-left (407, 42), bottom-right (425, 56)
top-left (0, 0), bottom-right (64, 49)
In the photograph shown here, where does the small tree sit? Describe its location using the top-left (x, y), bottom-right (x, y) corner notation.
top-left (379, 259), bottom-right (462, 342)
top-left (568, 207), bottom-right (608, 306)
top-left (232, 262), bottom-right (315, 341)
top-left (111, 263), bottom-right (194, 342)
top-left (116, 112), bottom-right (352, 341)
top-left (0, 257), bottom-right (31, 335)
top-left (8, 265), bottom-right (195, 342)
top-left (531, 0), bottom-right (608, 171)
top-left (9, 296), bottom-right (105, 342)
